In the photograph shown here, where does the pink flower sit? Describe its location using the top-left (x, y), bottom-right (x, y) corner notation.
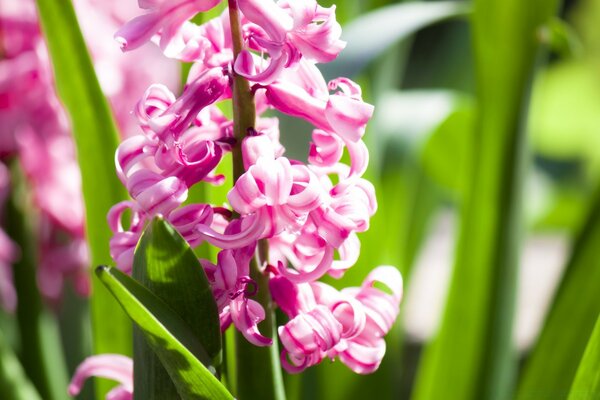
top-left (0, 0), bottom-right (179, 304)
top-left (115, 0), bottom-right (222, 54)
top-left (106, 0), bottom-right (401, 374)
top-left (234, 0), bottom-right (345, 84)
top-left (272, 266), bottom-right (402, 374)
top-left (201, 241), bottom-right (271, 346)
top-left (68, 354), bottom-right (133, 400)
top-left (228, 139), bottom-right (324, 238)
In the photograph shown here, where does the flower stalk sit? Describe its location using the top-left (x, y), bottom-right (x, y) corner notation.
top-left (227, 1), bottom-right (286, 399)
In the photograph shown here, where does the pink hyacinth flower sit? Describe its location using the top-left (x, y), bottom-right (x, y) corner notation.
top-left (228, 143), bottom-right (324, 238)
top-left (273, 266), bottom-right (402, 374)
top-left (115, 0), bottom-right (222, 55)
top-left (68, 354), bottom-right (133, 400)
top-left (201, 245), bottom-right (271, 346)
top-left (234, 0), bottom-right (345, 84)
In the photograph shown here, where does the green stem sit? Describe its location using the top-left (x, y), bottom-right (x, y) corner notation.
top-left (227, 1), bottom-right (285, 399)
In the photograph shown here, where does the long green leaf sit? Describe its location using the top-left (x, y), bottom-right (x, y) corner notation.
top-left (96, 265), bottom-right (233, 400)
top-left (321, 1), bottom-right (469, 79)
top-left (33, 0), bottom-right (132, 397)
top-left (0, 330), bottom-right (42, 400)
top-left (132, 218), bottom-right (221, 399)
top-left (568, 314), bottom-right (600, 400)
top-left (412, 1), bottom-right (561, 399)
top-left (517, 186), bottom-right (600, 399)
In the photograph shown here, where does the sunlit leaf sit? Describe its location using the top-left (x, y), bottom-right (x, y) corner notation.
top-left (516, 187), bottom-right (600, 399)
top-left (132, 218), bottom-right (222, 399)
top-left (96, 266), bottom-right (233, 400)
top-left (412, 0), bottom-right (562, 399)
top-left (568, 314), bottom-right (600, 400)
top-left (33, 2), bottom-right (132, 398)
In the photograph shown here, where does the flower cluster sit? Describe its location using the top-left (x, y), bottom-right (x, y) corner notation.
top-left (100, 0), bottom-right (403, 379)
top-left (0, 0), bottom-right (179, 305)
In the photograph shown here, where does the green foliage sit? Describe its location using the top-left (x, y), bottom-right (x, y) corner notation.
top-left (6, 164), bottom-right (69, 400)
top-left (517, 186), bottom-right (600, 399)
top-left (412, 0), bottom-right (562, 400)
top-left (131, 218), bottom-right (222, 399)
top-left (322, 1), bottom-right (470, 79)
top-left (568, 314), bottom-right (600, 400)
top-left (0, 331), bottom-right (41, 400)
top-left (33, 1), bottom-right (132, 398)
top-left (96, 265), bottom-right (232, 400)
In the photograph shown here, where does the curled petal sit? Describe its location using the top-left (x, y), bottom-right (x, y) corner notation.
top-left (115, 136), bottom-right (156, 182)
top-left (195, 213), bottom-right (262, 249)
top-left (325, 95), bottom-right (373, 143)
top-left (308, 129), bottom-right (343, 167)
top-left (230, 298), bottom-right (272, 346)
top-left (241, 135), bottom-right (276, 170)
top-left (278, 245), bottom-right (333, 283)
top-left (68, 355), bottom-right (133, 398)
top-left (337, 339), bottom-right (386, 375)
top-left (168, 203), bottom-right (214, 246)
top-left (126, 170), bottom-right (188, 216)
top-left (270, 275), bottom-right (316, 317)
top-left (278, 305), bottom-right (342, 373)
top-left (115, 12), bottom-right (162, 51)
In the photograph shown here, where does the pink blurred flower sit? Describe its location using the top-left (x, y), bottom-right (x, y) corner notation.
top-left (68, 354), bottom-right (133, 400)
top-left (0, 0), bottom-right (179, 303)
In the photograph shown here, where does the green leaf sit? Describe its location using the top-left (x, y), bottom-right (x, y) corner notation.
top-left (132, 218), bottom-right (222, 399)
top-left (96, 265), bottom-right (233, 400)
top-left (0, 330), bottom-right (42, 400)
top-left (33, 0), bottom-right (132, 396)
top-left (321, 1), bottom-right (470, 79)
top-left (568, 314), bottom-right (600, 400)
top-left (412, 0), bottom-right (562, 399)
top-left (516, 186), bottom-right (600, 399)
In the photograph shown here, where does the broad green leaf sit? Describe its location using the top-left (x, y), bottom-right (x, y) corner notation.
top-left (33, 3), bottom-right (132, 397)
top-left (132, 218), bottom-right (221, 399)
top-left (516, 186), bottom-right (600, 399)
top-left (0, 330), bottom-right (42, 400)
top-left (321, 1), bottom-right (470, 79)
top-left (6, 163), bottom-right (69, 400)
top-left (96, 265), bottom-right (233, 400)
top-left (412, 0), bottom-right (562, 399)
top-left (568, 314), bottom-right (600, 400)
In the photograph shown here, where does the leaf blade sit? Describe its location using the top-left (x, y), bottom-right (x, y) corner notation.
top-left (96, 265), bottom-right (233, 400)
top-left (321, 1), bottom-right (470, 79)
top-left (412, 0), bottom-right (562, 399)
top-left (132, 218), bottom-right (222, 399)
top-left (568, 314), bottom-right (600, 400)
top-left (33, 1), bottom-right (132, 393)
top-left (517, 186), bottom-right (600, 399)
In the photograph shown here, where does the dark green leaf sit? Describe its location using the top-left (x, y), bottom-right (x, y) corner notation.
top-left (132, 218), bottom-right (221, 399)
top-left (412, 0), bottom-right (562, 399)
top-left (6, 163), bottom-right (69, 400)
top-left (33, 3), bottom-right (132, 397)
top-left (96, 265), bottom-right (233, 400)
top-left (517, 186), bottom-right (600, 399)
top-left (0, 330), bottom-right (42, 400)
top-left (322, 1), bottom-right (469, 79)
top-left (568, 314), bottom-right (600, 400)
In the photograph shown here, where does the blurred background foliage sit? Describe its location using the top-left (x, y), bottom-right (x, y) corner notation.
top-left (4, 0), bottom-right (600, 398)
top-left (277, 0), bottom-right (600, 399)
